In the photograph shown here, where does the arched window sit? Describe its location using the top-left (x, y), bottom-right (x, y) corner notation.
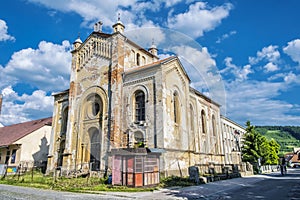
top-left (130, 50), bottom-right (135, 64)
top-left (89, 127), bottom-right (101, 171)
top-left (60, 107), bottom-right (68, 136)
top-left (136, 53), bottom-right (140, 66)
top-left (141, 56), bottom-right (146, 65)
top-left (212, 115), bottom-right (216, 136)
top-left (173, 92), bottom-right (180, 124)
top-left (134, 90), bottom-right (145, 122)
top-left (190, 104), bottom-right (196, 151)
top-left (190, 105), bottom-right (194, 132)
top-left (212, 115), bottom-right (218, 153)
top-left (201, 110), bottom-right (206, 133)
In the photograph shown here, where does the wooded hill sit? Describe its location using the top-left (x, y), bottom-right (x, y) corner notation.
top-left (256, 126), bottom-right (300, 154)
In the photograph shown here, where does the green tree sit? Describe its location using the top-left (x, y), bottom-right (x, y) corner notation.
top-left (242, 121), bottom-right (262, 163)
top-left (242, 121), bottom-right (280, 165)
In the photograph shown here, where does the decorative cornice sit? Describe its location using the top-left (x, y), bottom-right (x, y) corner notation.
top-left (123, 76), bottom-right (155, 86)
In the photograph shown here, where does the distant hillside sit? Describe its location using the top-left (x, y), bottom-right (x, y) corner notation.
top-left (256, 126), bottom-right (300, 154)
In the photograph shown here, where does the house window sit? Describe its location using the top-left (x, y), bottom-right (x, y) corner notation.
top-left (135, 90), bottom-right (145, 122)
top-left (5, 150), bottom-right (10, 164)
top-left (173, 92), bottom-right (180, 124)
top-left (11, 149), bottom-right (17, 164)
top-left (201, 110), bottom-right (206, 133)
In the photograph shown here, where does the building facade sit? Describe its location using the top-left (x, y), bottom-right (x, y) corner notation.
top-left (0, 117), bottom-right (52, 173)
top-left (47, 20), bottom-right (246, 177)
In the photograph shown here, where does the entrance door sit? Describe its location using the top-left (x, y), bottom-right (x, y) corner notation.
top-left (89, 127), bottom-right (101, 171)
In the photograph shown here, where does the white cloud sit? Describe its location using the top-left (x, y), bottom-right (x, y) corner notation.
top-left (170, 45), bottom-right (226, 110)
top-left (283, 39), bottom-right (300, 66)
top-left (167, 2), bottom-right (233, 38)
top-left (26, 0), bottom-right (156, 28)
top-left (125, 23), bottom-right (166, 48)
top-left (216, 30), bottom-right (236, 43)
top-left (0, 40), bottom-right (71, 125)
top-left (221, 57), bottom-right (253, 81)
top-left (0, 86), bottom-right (53, 125)
top-left (224, 80), bottom-right (300, 125)
top-left (0, 19), bottom-right (15, 42)
top-left (249, 45), bottom-right (280, 65)
top-left (283, 71), bottom-right (298, 84)
top-left (263, 62), bottom-right (279, 72)
top-left (3, 40), bottom-right (71, 91)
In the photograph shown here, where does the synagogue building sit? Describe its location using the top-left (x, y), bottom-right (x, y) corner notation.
top-left (47, 19), bottom-right (247, 177)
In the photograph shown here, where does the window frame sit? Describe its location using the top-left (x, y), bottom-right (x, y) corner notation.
top-left (134, 90), bottom-right (146, 122)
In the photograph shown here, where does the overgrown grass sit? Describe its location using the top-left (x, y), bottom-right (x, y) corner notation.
top-left (0, 170), bottom-right (158, 192)
top-left (0, 170), bottom-right (203, 193)
top-left (159, 175), bottom-right (197, 188)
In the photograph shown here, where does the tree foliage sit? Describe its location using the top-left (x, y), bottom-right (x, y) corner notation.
top-left (256, 126), bottom-right (300, 154)
top-left (242, 121), bottom-right (280, 165)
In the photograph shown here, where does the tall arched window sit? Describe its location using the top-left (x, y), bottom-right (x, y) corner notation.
top-left (173, 92), bottom-right (180, 124)
top-left (135, 90), bottom-right (145, 122)
top-left (190, 105), bottom-right (195, 151)
top-left (60, 107), bottom-right (68, 136)
top-left (136, 53), bottom-right (140, 66)
top-left (212, 115), bottom-right (216, 136)
top-left (201, 110), bottom-right (206, 133)
top-left (212, 115), bottom-right (217, 153)
top-left (130, 50), bottom-right (135, 63)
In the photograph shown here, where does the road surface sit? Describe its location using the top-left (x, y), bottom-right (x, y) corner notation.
top-left (0, 168), bottom-right (300, 199)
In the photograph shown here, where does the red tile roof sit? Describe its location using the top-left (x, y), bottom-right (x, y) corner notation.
top-left (0, 117), bottom-right (52, 147)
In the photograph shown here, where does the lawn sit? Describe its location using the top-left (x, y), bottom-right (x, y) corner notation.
top-left (0, 170), bottom-right (198, 192)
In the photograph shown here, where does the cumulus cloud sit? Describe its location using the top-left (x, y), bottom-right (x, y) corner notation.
top-left (167, 2), bottom-right (233, 38)
top-left (283, 39), bottom-right (300, 66)
top-left (0, 40), bottom-right (71, 125)
top-left (0, 19), bottom-right (15, 42)
top-left (0, 86), bottom-right (53, 125)
top-left (26, 0), bottom-right (155, 28)
top-left (3, 40), bottom-right (71, 91)
top-left (263, 62), bottom-right (279, 72)
top-left (220, 57), bottom-right (253, 81)
top-left (249, 45), bottom-right (280, 65)
top-left (224, 80), bottom-right (300, 125)
top-left (165, 0), bottom-right (183, 7)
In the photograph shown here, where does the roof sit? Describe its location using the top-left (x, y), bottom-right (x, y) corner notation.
top-left (290, 153), bottom-right (300, 163)
top-left (0, 117), bottom-right (52, 147)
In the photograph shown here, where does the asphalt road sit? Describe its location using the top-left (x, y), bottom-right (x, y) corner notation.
top-left (0, 168), bottom-right (300, 200)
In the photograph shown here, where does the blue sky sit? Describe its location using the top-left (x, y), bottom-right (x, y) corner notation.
top-left (0, 0), bottom-right (300, 126)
